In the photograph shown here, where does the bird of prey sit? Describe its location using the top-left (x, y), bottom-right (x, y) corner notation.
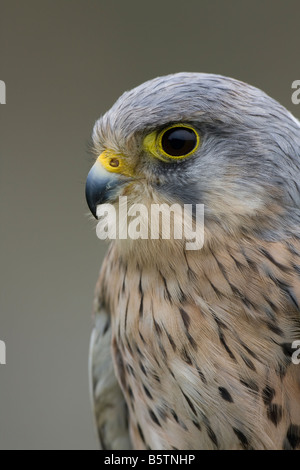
top-left (86, 73), bottom-right (300, 450)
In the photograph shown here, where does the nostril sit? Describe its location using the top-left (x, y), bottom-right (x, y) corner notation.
top-left (109, 158), bottom-right (120, 168)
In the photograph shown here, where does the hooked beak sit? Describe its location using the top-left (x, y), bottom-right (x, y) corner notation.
top-left (85, 156), bottom-right (131, 219)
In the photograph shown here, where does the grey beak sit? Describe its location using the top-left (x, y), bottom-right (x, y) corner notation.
top-left (85, 161), bottom-right (129, 219)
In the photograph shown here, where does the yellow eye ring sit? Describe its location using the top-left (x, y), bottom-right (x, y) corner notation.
top-left (144, 124), bottom-right (200, 162)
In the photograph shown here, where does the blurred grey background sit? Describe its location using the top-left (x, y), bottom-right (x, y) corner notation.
top-left (0, 0), bottom-right (299, 450)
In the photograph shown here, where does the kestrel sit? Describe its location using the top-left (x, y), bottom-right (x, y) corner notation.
top-left (86, 73), bottom-right (300, 450)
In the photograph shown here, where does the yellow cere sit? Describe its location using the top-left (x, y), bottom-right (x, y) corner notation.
top-left (97, 151), bottom-right (134, 177)
top-left (143, 123), bottom-right (200, 162)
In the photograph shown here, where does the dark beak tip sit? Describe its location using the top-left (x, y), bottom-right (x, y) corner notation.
top-left (85, 164), bottom-right (125, 220)
top-left (85, 182), bottom-right (97, 219)
top-left (90, 207), bottom-right (98, 220)
top-left (85, 189), bottom-right (98, 220)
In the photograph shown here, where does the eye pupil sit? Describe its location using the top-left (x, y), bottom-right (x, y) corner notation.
top-left (161, 127), bottom-right (197, 157)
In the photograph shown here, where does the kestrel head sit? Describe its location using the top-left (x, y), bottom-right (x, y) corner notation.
top-left (86, 73), bottom-right (300, 259)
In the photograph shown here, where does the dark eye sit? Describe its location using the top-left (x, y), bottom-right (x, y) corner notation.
top-left (161, 126), bottom-right (198, 157)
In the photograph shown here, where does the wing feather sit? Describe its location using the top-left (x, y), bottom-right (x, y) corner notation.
top-left (89, 305), bottom-right (132, 449)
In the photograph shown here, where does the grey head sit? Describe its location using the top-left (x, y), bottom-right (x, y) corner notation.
top-left (87, 72), bottom-right (300, 241)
